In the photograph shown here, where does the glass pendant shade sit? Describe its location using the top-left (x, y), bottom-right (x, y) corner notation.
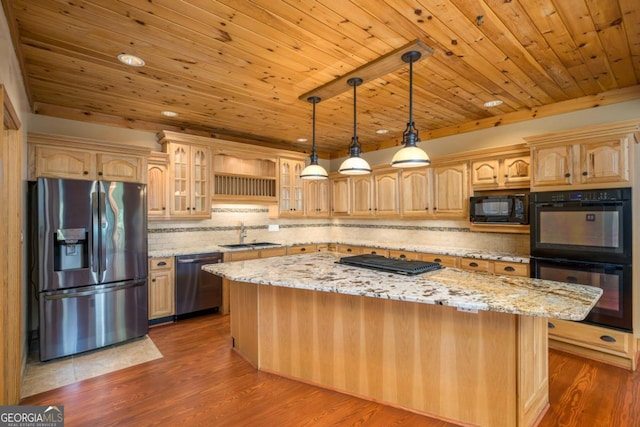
top-left (339, 77), bottom-right (371, 175)
top-left (391, 51), bottom-right (430, 168)
top-left (301, 96), bottom-right (328, 180)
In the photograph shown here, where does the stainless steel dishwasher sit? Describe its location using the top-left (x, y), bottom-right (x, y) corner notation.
top-left (175, 252), bottom-right (223, 318)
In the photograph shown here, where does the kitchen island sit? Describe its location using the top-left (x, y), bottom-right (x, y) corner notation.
top-left (203, 252), bottom-right (602, 427)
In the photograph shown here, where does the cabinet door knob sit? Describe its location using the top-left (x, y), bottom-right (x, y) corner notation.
top-left (582, 171), bottom-right (588, 176)
top-left (98, 171), bottom-right (103, 176)
top-left (493, 176), bottom-right (497, 179)
top-left (151, 278), bottom-right (156, 282)
top-left (83, 171), bottom-right (89, 175)
top-left (564, 173), bottom-right (571, 178)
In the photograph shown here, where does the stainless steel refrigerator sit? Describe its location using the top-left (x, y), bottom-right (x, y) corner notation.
top-left (30, 178), bottom-right (148, 361)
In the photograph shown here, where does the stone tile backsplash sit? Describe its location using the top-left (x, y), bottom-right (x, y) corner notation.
top-left (148, 204), bottom-right (530, 256)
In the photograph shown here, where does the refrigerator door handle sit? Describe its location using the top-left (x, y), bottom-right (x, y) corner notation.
top-left (43, 280), bottom-right (146, 300)
top-left (98, 188), bottom-right (107, 277)
top-left (91, 190), bottom-right (100, 275)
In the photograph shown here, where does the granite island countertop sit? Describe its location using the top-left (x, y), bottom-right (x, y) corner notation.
top-left (203, 252), bottom-right (601, 321)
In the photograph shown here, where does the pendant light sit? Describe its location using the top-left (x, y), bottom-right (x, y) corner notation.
top-left (391, 51), bottom-right (430, 168)
top-left (301, 96), bottom-right (329, 180)
top-left (339, 77), bottom-right (372, 175)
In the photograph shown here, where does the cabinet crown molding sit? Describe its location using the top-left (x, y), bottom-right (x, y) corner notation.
top-left (28, 132), bottom-right (151, 156)
top-left (524, 119), bottom-right (640, 146)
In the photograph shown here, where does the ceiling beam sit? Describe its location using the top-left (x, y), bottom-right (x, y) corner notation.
top-left (298, 39), bottom-right (434, 102)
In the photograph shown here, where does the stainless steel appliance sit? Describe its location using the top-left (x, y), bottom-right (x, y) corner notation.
top-left (469, 194), bottom-right (528, 224)
top-left (30, 178), bottom-right (148, 361)
top-left (338, 254), bottom-right (443, 275)
top-left (529, 187), bottom-right (632, 331)
top-left (175, 252), bottom-right (223, 317)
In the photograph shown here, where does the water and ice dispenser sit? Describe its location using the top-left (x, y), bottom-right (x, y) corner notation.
top-left (53, 228), bottom-right (88, 271)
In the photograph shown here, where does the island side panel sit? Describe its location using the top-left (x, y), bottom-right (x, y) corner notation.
top-left (518, 315), bottom-right (550, 426)
top-left (256, 285), bottom-right (522, 427)
top-left (229, 280), bottom-right (259, 367)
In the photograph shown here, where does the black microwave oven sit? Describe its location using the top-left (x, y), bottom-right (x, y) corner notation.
top-left (469, 194), bottom-right (529, 224)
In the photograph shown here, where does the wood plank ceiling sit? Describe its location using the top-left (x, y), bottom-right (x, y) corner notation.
top-left (2, 0), bottom-right (640, 158)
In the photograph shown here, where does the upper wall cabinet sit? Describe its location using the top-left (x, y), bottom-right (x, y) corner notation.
top-left (147, 152), bottom-right (170, 219)
top-left (28, 133), bottom-right (148, 183)
top-left (471, 154), bottom-right (530, 190)
top-left (526, 120), bottom-right (639, 191)
top-left (330, 176), bottom-right (351, 216)
top-left (433, 162), bottom-right (468, 218)
top-left (279, 158), bottom-right (305, 217)
top-left (164, 142), bottom-right (211, 219)
top-left (212, 153), bottom-right (277, 204)
top-left (400, 167), bottom-right (431, 218)
top-left (304, 179), bottom-right (330, 217)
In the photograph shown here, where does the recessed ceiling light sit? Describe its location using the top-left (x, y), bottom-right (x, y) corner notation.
top-left (297, 138), bottom-right (308, 143)
top-left (117, 54), bottom-right (145, 67)
top-left (161, 110), bottom-right (179, 117)
top-left (483, 99), bottom-right (503, 108)
top-left (376, 129), bottom-right (389, 134)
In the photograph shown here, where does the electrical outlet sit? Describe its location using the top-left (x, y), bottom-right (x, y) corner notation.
top-left (268, 224), bottom-right (279, 232)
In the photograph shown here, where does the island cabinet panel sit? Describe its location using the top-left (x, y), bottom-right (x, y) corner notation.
top-left (252, 285), bottom-right (548, 427)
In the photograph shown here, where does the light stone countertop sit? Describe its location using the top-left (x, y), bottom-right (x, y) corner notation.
top-left (202, 252), bottom-right (601, 321)
top-left (150, 240), bottom-right (530, 263)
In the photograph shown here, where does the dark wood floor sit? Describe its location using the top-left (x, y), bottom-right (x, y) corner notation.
top-left (21, 314), bottom-right (640, 426)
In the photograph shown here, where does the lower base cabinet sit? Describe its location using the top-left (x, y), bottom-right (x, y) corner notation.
top-left (548, 319), bottom-right (637, 370)
top-left (148, 257), bottom-right (175, 320)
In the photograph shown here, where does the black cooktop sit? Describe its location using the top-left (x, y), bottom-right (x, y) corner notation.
top-left (338, 254), bottom-right (443, 276)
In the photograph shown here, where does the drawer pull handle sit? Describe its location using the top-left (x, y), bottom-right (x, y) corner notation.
top-left (504, 266), bottom-right (515, 272)
top-left (469, 262), bottom-right (479, 267)
top-left (434, 258), bottom-right (442, 262)
top-left (399, 254), bottom-right (406, 259)
top-left (548, 322), bottom-right (555, 329)
top-left (600, 335), bottom-right (616, 343)
top-left (347, 248), bottom-right (352, 253)
top-left (300, 247), bottom-right (306, 252)
top-left (566, 275), bottom-right (578, 283)
top-left (157, 261), bottom-right (167, 266)
top-left (371, 251), bottom-right (377, 255)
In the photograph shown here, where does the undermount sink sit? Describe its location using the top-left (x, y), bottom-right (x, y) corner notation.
top-left (219, 242), bottom-right (280, 249)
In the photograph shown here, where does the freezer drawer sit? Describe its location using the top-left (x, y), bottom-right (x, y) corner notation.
top-left (39, 279), bottom-right (148, 361)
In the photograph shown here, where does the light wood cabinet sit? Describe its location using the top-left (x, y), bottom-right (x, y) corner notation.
top-left (526, 120), bottom-right (638, 191)
top-left (212, 153), bottom-right (277, 204)
top-left (33, 146), bottom-right (95, 180)
top-left (147, 152), bottom-right (170, 219)
top-left (530, 144), bottom-right (574, 187)
top-left (165, 142), bottom-right (211, 219)
top-left (29, 133), bottom-right (148, 183)
top-left (330, 176), bottom-right (350, 216)
top-left (433, 163), bottom-right (468, 218)
top-left (279, 158), bottom-right (305, 217)
top-left (286, 244), bottom-right (317, 255)
top-left (400, 168), bottom-right (430, 217)
top-left (304, 179), bottom-right (330, 217)
top-left (350, 171), bottom-right (399, 217)
top-left (471, 155), bottom-right (530, 190)
top-left (579, 139), bottom-right (630, 185)
top-left (421, 253), bottom-right (458, 268)
top-left (548, 319), bottom-right (637, 370)
top-left (373, 171), bottom-right (400, 216)
top-left (351, 175), bottom-right (374, 216)
top-left (148, 257), bottom-right (175, 320)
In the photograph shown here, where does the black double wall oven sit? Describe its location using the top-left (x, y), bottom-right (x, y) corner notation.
top-left (529, 187), bottom-right (632, 332)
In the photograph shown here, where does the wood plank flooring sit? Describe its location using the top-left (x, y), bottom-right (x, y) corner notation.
top-left (20, 314), bottom-right (640, 426)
